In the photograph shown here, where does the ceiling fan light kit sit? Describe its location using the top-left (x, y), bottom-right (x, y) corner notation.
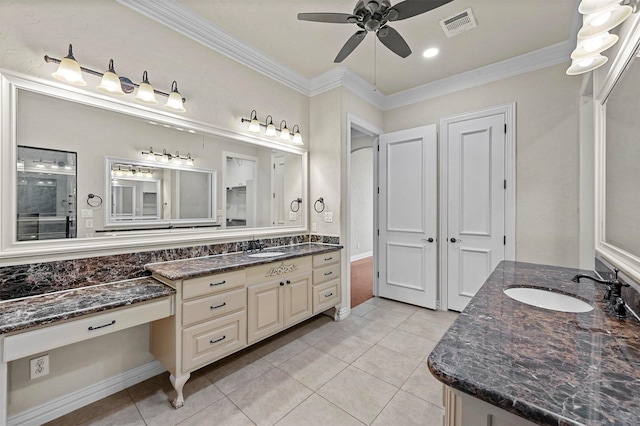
top-left (297, 0), bottom-right (454, 63)
top-left (567, 0), bottom-right (639, 75)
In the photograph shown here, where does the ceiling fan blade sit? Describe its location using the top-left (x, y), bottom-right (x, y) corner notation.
top-left (297, 13), bottom-right (355, 24)
top-left (377, 26), bottom-right (411, 58)
top-left (334, 30), bottom-right (368, 63)
top-left (389, 0), bottom-right (454, 21)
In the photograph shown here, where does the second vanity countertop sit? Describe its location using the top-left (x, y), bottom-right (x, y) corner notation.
top-left (427, 260), bottom-right (640, 425)
top-left (145, 242), bottom-right (343, 281)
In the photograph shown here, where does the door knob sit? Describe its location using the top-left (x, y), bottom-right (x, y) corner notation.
top-left (450, 238), bottom-right (461, 243)
top-left (421, 238), bottom-right (434, 243)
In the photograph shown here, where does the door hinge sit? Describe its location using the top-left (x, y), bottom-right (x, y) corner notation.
top-left (377, 229), bottom-right (380, 236)
top-left (377, 187), bottom-right (380, 194)
top-left (504, 180), bottom-right (507, 189)
top-left (503, 235), bottom-right (506, 245)
top-left (504, 124), bottom-right (507, 134)
top-left (377, 271), bottom-right (380, 278)
top-left (273, 163), bottom-right (276, 169)
top-left (377, 144), bottom-right (380, 152)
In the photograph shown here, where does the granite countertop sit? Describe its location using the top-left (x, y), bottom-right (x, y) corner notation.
top-left (0, 277), bottom-right (175, 334)
top-left (427, 261), bottom-right (640, 425)
top-left (145, 242), bottom-right (343, 281)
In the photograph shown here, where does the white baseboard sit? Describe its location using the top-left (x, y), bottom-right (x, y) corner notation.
top-left (8, 360), bottom-right (166, 426)
top-left (350, 251), bottom-right (373, 262)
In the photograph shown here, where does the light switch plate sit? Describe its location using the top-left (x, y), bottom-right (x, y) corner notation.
top-left (80, 209), bottom-right (93, 218)
top-left (289, 212), bottom-right (297, 221)
top-left (324, 211), bottom-right (333, 223)
top-left (85, 219), bottom-right (93, 228)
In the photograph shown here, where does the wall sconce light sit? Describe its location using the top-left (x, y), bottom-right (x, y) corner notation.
top-left (241, 110), bottom-right (304, 145)
top-left (111, 163), bottom-right (155, 178)
top-left (45, 44), bottom-right (187, 112)
top-left (567, 0), bottom-right (637, 75)
top-left (141, 146), bottom-right (195, 165)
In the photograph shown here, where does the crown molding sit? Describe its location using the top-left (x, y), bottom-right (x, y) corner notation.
top-left (116, 0), bottom-right (310, 95)
top-left (118, 0), bottom-right (574, 112)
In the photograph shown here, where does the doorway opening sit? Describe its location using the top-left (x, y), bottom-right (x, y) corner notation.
top-left (346, 115), bottom-right (381, 310)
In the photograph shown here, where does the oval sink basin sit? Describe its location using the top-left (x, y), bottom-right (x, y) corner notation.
top-left (247, 251), bottom-right (286, 258)
top-left (503, 287), bottom-right (593, 313)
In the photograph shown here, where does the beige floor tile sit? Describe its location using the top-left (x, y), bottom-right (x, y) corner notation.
top-left (204, 353), bottom-right (273, 395)
top-left (352, 345), bottom-right (421, 387)
top-left (277, 346), bottom-right (348, 390)
top-left (350, 302), bottom-right (377, 317)
top-left (45, 390), bottom-right (132, 426)
top-left (79, 401), bottom-right (145, 426)
top-left (254, 336), bottom-right (310, 366)
top-left (313, 330), bottom-right (373, 363)
top-left (363, 297), bottom-right (389, 308)
top-left (337, 316), bottom-right (394, 344)
top-left (177, 396), bottom-right (254, 426)
top-left (402, 363), bottom-right (444, 407)
top-left (371, 390), bottom-right (444, 426)
top-left (228, 368), bottom-right (312, 426)
top-left (129, 374), bottom-right (224, 426)
top-left (275, 394), bottom-right (364, 426)
top-left (381, 300), bottom-right (421, 316)
top-left (298, 317), bottom-right (343, 346)
top-left (362, 308), bottom-right (411, 328)
top-left (377, 329), bottom-right (438, 361)
top-left (410, 308), bottom-right (459, 327)
top-left (397, 315), bottom-right (449, 341)
top-left (317, 366), bottom-right (398, 425)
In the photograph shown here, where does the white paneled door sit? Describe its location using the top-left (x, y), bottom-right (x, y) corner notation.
top-left (378, 125), bottom-right (438, 309)
top-left (444, 112), bottom-right (506, 312)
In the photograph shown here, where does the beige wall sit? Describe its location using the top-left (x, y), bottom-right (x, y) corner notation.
top-left (383, 63), bottom-right (583, 267)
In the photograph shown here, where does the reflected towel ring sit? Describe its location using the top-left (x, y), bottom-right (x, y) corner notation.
top-left (314, 197), bottom-right (325, 213)
top-left (290, 198), bottom-right (302, 213)
top-left (87, 193), bottom-right (103, 207)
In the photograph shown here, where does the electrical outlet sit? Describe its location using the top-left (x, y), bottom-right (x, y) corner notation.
top-left (30, 354), bottom-right (49, 380)
top-left (357, 242), bottom-right (361, 249)
top-left (80, 209), bottom-right (93, 218)
top-left (324, 211), bottom-right (333, 223)
top-left (85, 219), bottom-right (93, 228)
top-left (312, 223), bottom-right (317, 232)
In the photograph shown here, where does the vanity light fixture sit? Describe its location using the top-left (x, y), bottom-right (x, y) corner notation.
top-left (241, 110), bottom-right (304, 145)
top-left (279, 121), bottom-right (291, 141)
top-left (141, 147), bottom-right (195, 165)
top-left (567, 0), bottom-right (638, 75)
top-left (96, 59), bottom-right (125, 95)
top-left (45, 44), bottom-right (187, 111)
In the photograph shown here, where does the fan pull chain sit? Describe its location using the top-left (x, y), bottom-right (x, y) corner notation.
top-left (373, 37), bottom-right (377, 92)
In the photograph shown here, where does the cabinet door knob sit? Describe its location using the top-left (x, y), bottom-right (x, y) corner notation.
top-left (286, 280), bottom-right (291, 285)
top-left (450, 238), bottom-right (461, 243)
top-left (421, 238), bottom-right (434, 243)
top-left (280, 281), bottom-right (285, 286)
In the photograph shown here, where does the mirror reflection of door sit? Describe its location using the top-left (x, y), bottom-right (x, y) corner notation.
top-left (272, 154), bottom-right (285, 226)
top-left (16, 146), bottom-right (77, 241)
top-left (224, 154), bottom-right (257, 228)
top-left (112, 185), bottom-right (136, 218)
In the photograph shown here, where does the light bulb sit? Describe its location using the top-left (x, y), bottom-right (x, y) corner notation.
top-left (51, 44), bottom-right (87, 86)
top-left (164, 81), bottom-right (186, 112)
top-left (135, 71), bottom-right (159, 105)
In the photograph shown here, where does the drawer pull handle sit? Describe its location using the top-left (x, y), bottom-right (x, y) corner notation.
top-left (324, 257), bottom-right (333, 261)
top-left (88, 320), bottom-right (116, 331)
top-left (210, 302), bottom-right (227, 310)
top-left (324, 292), bottom-right (333, 298)
top-left (210, 280), bottom-right (226, 287)
top-left (324, 271), bottom-right (333, 276)
top-left (210, 336), bottom-right (226, 345)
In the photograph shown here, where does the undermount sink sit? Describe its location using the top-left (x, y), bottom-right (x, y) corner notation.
top-left (503, 287), bottom-right (594, 313)
top-left (247, 251), bottom-right (286, 258)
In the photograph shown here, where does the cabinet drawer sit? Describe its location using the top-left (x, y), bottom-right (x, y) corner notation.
top-left (313, 279), bottom-right (341, 314)
top-left (182, 288), bottom-right (246, 327)
top-left (182, 310), bottom-right (247, 372)
top-left (313, 263), bottom-right (341, 285)
top-left (182, 269), bottom-right (246, 300)
top-left (3, 297), bottom-right (173, 362)
top-left (312, 252), bottom-right (340, 268)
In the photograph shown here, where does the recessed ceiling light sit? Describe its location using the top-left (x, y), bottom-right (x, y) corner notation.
top-left (422, 48), bottom-right (439, 58)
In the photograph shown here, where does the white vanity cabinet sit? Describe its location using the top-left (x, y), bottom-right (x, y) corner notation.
top-left (247, 256), bottom-right (313, 344)
top-left (444, 386), bottom-right (538, 426)
top-left (150, 250), bottom-right (341, 409)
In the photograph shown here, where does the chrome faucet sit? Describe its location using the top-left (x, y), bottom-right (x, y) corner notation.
top-left (572, 269), bottom-right (630, 317)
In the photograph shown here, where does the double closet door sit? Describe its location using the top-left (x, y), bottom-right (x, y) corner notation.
top-left (377, 110), bottom-right (507, 311)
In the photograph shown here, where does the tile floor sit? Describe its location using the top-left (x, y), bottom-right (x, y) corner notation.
top-left (46, 297), bottom-right (458, 426)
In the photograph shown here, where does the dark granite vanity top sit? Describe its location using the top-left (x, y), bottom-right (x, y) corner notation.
top-left (145, 242), bottom-right (343, 281)
top-left (0, 277), bottom-right (175, 334)
top-left (428, 261), bottom-right (640, 425)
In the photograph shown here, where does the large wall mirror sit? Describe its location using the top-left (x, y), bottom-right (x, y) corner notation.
top-left (596, 17), bottom-right (640, 282)
top-left (0, 72), bottom-right (307, 260)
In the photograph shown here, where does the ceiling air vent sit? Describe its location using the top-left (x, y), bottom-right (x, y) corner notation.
top-left (439, 8), bottom-right (477, 38)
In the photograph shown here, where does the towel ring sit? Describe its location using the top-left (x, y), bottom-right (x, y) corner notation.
top-left (314, 197), bottom-right (325, 213)
top-left (87, 193), bottom-right (103, 207)
top-left (290, 198), bottom-right (302, 212)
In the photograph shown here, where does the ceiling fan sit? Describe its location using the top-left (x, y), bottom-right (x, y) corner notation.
top-left (298, 0), bottom-right (453, 63)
